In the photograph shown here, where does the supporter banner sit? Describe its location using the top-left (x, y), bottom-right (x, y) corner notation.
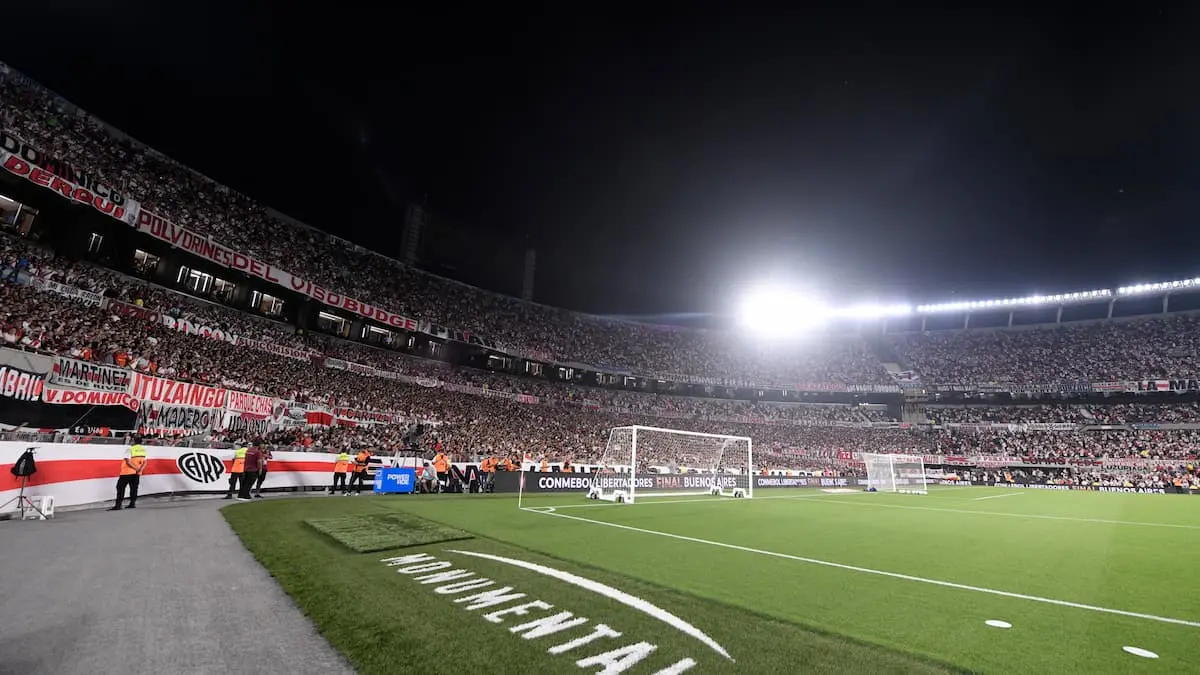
top-left (50, 356), bottom-right (130, 393)
top-left (930, 382), bottom-right (1094, 394)
top-left (236, 335), bottom-right (320, 362)
top-left (137, 402), bottom-right (218, 435)
top-left (222, 412), bottom-right (273, 438)
top-left (225, 391), bottom-right (273, 418)
top-left (442, 382), bottom-right (540, 405)
top-left (41, 385), bottom-right (140, 411)
top-left (324, 357), bottom-right (404, 381)
top-left (0, 363), bottom-right (44, 402)
top-left (132, 210), bottom-right (498, 350)
top-left (0, 369), bottom-right (136, 430)
top-left (1135, 378), bottom-right (1200, 393)
top-left (128, 372), bottom-right (228, 409)
top-left (108, 298), bottom-right (322, 363)
top-left (0, 131), bottom-right (138, 224)
top-left (271, 400), bottom-right (309, 428)
top-left (107, 299), bottom-right (160, 322)
top-left (160, 315), bottom-right (238, 344)
top-left (0, 443), bottom-right (348, 510)
top-left (333, 407), bottom-right (406, 426)
top-left (28, 276), bottom-right (106, 308)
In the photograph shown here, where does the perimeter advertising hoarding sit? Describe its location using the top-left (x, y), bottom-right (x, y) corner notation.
top-left (492, 472), bottom-right (834, 493)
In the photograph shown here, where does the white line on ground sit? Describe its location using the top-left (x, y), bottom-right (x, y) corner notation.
top-left (972, 493), bottom-right (1025, 501)
top-left (789, 497), bottom-right (1200, 530)
top-left (524, 507), bottom-right (1200, 630)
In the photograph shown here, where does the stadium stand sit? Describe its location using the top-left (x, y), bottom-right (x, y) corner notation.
top-left (0, 62), bottom-right (1198, 492)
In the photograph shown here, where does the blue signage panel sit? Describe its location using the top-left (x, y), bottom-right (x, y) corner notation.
top-left (374, 467), bottom-right (417, 494)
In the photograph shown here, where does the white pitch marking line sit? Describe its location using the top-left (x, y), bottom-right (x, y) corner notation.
top-left (984, 620), bottom-right (1012, 629)
top-left (528, 508), bottom-right (1200, 630)
top-left (972, 492), bottom-right (1024, 501)
top-left (790, 496), bottom-right (1200, 531)
top-left (1122, 646), bottom-right (1159, 659)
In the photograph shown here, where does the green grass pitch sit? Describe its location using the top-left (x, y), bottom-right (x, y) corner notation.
top-left (223, 486), bottom-right (1200, 674)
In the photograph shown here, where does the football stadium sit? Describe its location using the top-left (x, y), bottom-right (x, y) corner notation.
top-left (2, 34), bottom-right (1200, 675)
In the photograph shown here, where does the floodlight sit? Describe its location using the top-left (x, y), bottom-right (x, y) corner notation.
top-left (737, 287), bottom-right (828, 336)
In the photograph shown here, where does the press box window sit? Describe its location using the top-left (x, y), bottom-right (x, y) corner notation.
top-left (317, 311), bottom-right (350, 337)
top-left (249, 290), bottom-right (283, 316)
top-left (177, 267), bottom-right (213, 294)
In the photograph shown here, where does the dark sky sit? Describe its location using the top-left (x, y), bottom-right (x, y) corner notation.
top-left (7, 4), bottom-right (1200, 316)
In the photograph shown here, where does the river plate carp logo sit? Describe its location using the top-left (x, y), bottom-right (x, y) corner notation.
top-left (382, 549), bottom-right (732, 674)
top-left (177, 451), bottom-right (225, 484)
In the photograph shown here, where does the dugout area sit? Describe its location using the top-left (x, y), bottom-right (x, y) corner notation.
top-left (223, 489), bottom-right (1200, 674)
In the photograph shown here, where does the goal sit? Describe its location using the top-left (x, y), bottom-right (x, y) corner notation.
top-left (587, 425), bottom-right (753, 504)
top-left (862, 453), bottom-right (928, 494)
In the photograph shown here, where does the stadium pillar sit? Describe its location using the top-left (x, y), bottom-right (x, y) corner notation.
top-left (963, 313), bottom-right (970, 329)
top-left (1107, 299), bottom-right (1115, 319)
top-left (1163, 295), bottom-right (1170, 314)
top-left (1007, 311), bottom-right (1013, 327)
top-left (1056, 306), bottom-right (1062, 324)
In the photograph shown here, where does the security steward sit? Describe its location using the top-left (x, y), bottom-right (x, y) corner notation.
top-left (109, 439), bottom-right (148, 510)
top-left (348, 448), bottom-right (371, 495)
top-left (433, 449), bottom-right (450, 491)
top-left (223, 445), bottom-right (248, 499)
top-left (331, 450), bottom-right (351, 495)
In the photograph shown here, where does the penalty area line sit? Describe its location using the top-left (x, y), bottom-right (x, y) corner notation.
top-left (972, 492), bottom-right (1025, 501)
top-left (527, 508), bottom-right (1200, 630)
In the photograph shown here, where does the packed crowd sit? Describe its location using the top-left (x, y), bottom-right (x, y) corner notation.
top-left (0, 67), bottom-right (892, 386)
top-left (9, 67), bottom-right (1200, 389)
top-left (894, 318), bottom-right (1200, 385)
top-left (958, 467), bottom-right (1198, 492)
top-left (927, 403), bottom-right (1200, 425)
top-left (6, 238), bottom-right (1200, 472)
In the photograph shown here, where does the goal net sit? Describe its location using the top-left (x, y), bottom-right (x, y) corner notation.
top-left (862, 453), bottom-right (928, 494)
top-left (587, 425), bottom-right (753, 504)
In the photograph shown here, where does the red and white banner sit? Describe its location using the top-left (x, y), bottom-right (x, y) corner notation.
top-left (0, 131), bottom-right (138, 224)
top-left (50, 356), bottom-right (131, 394)
top-left (134, 210), bottom-right (423, 331)
top-left (108, 299), bottom-right (321, 363)
top-left (0, 442), bottom-right (347, 510)
top-left (226, 391), bottom-right (274, 418)
top-left (128, 372), bottom-right (228, 409)
top-left (160, 315), bottom-right (239, 344)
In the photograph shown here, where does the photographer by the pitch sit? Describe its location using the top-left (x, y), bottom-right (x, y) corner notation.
top-left (109, 437), bottom-right (148, 511)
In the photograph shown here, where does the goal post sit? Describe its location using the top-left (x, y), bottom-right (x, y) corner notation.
top-left (587, 425), bottom-right (753, 504)
top-left (862, 453), bottom-right (928, 494)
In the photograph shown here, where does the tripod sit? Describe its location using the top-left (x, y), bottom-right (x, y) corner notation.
top-left (1, 475), bottom-right (48, 520)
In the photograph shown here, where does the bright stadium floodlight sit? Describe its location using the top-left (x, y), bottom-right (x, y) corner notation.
top-left (737, 286), bottom-right (829, 336)
top-left (1118, 278), bottom-right (1200, 296)
top-left (915, 288), bottom-right (1113, 314)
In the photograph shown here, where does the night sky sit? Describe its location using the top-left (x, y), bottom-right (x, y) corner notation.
top-left (6, 5), bottom-right (1199, 317)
